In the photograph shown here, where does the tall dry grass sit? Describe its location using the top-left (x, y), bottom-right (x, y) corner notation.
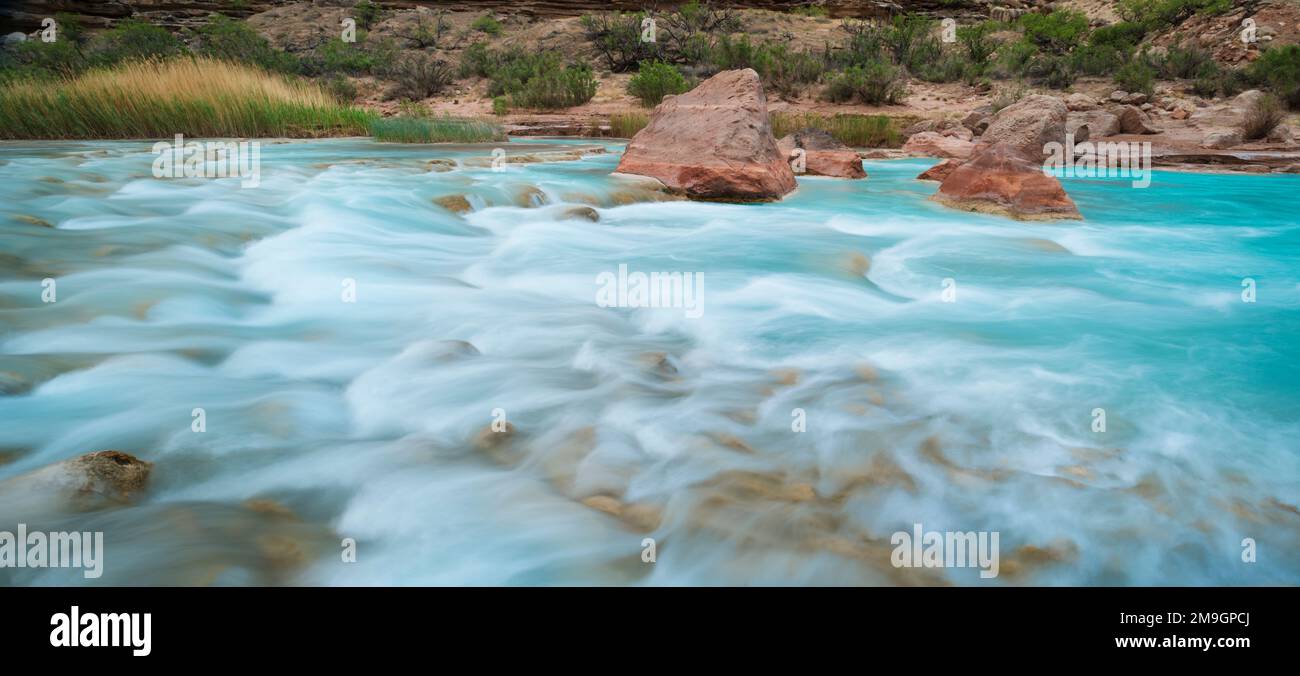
top-left (0, 57), bottom-right (371, 139)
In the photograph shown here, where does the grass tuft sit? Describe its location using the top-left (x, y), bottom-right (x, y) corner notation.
top-left (367, 115), bottom-right (506, 143)
top-left (0, 57), bottom-right (370, 139)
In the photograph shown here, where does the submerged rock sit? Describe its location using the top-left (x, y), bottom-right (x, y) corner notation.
top-left (0, 450), bottom-right (152, 510)
top-left (613, 69), bottom-right (796, 201)
top-left (558, 205), bottom-right (600, 222)
top-left (432, 194), bottom-right (473, 214)
top-left (776, 128), bottom-right (867, 179)
top-left (931, 143), bottom-right (1081, 221)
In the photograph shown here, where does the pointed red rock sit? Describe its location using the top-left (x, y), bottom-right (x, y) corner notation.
top-left (614, 69), bottom-right (796, 201)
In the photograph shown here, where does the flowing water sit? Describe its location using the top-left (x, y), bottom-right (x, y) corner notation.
top-left (0, 137), bottom-right (1297, 585)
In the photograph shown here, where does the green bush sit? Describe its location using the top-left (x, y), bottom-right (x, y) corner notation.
top-left (1157, 41), bottom-right (1213, 79)
top-left (8, 39), bottom-right (88, 79)
top-left (508, 62), bottom-right (598, 109)
top-left (1088, 21), bottom-right (1147, 49)
top-left (194, 15), bottom-right (300, 73)
top-left (1115, 58), bottom-right (1156, 96)
top-left (492, 96), bottom-right (508, 115)
top-left (472, 14), bottom-right (503, 36)
top-left (824, 60), bottom-right (907, 105)
top-left (628, 60), bottom-right (689, 107)
top-left (458, 42), bottom-right (498, 78)
top-left (1026, 53), bottom-right (1076, 89)
top-left (1117, 0), bottom-right (1231, 30)
top-left (579, 11), bottom-right (659, 72)
top-left (383, 53), bottom-right (453, 100)
top-left (916, 52), bottom-right (971, 83)
top-left (1240, 93), bottom-right (1285, 139)
top-left (308, 37), bottom-right (375, 75)
top-left (468, 49), bottom-right (598, 109)
top-left (325, 75), bottom-right (357, 102)
top-left (991, 38), bottom-right (1038, 79)
top-left (1019, 10), bottom-right (1089, 55)
top-left (1249, 44), bottom-right (1300, 109)
top-left (957, 21), bottom-right (999, 66)
top-left (89, 20), bottom-right (183, 64)
top-left (354, 1), bottom-right (382, 30)
top-left (1071, 43), bottom-right (1129, 76)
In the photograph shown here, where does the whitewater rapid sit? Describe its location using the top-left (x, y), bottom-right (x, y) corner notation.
top-left (0, 138), bottom-right (1297, 585)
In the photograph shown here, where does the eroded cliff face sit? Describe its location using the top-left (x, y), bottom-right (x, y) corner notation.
top-left (1, 0), bottom-right (990, 32)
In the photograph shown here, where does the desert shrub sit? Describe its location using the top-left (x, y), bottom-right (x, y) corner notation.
top-left (458, 42), bottom-right (499, 78)
top-left (508, 62), bottom-right (598, 109)
top-left (991, 38), bottom-right (1038, 79)
top-left (884, 14), bottom-right (936, 67)
top-left (579, 11), bottom-right (659, 72)
top-left (492, 96), bottom-right (508, 115)
top-left (1071, 43), bottom-right (1129, 76)
top-left (628, 60), bottom-right (690, 106)
top-left (824, 60), bottom-right (907, 105)
top-left (305, 37), bottom-right (375, 75)
top-left (8, 39), bottom-right (88, 79)
top-left (472, 14), bottom-right (503, 36)
top-left (324, 75), bottom-right (357, 102)
top-left (1026, 53), bottom-right (1076, 89)
top-left (1089, 21), bottom-right (1147, 49)
top-left (1072, 21), bottom-right (1144, 77)
top-left (194, 15), bottom-right (300, 73)
top-left (88, 20), bottom-right (183, 65)
top-left (790, 5), bottom-right (829, 18)
top-left (838, 19), bottom-right (888, 67)
top-left (472, 49), bottom-right (597, 109)
top-left (1157, 41), bottom-right (1213, 79)
top-left (1019, 10), bottom-right (1088, 55)
top-left (403, 11), bottom-right (450, 49)
top-left (766, 48), bottom-right (827, 98)
top-left (957, 21), bottom-right (999, 66)
top-left (660, 0), bottom-right (744, 63)
top-left (916, 51), bottom-right (971, 83)
top-left (1117, 0), bottom-right (1231, 30)
top-left (354, 1), bottom-right (382, 30)
top-left (1115, 57), bottom-right (1156, 96)
top-left (1191, 62), bottom-right (1249, 98)
top-left (1240, 93), bottom-right (1286, 139)
top-left (1249, 44), bottom-right (1300, 109)
top-left (383, 53), bottom-right (453, 100)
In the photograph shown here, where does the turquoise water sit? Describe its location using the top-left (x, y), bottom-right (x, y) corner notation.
top-left (0, 137), bottom-right (1296, 585)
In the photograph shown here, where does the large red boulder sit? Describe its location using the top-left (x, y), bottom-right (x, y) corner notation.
top-left (613, 69), bottom-right (796, 201)
top-left (776, 128), bottom-right (866, 179)
top-left (931, 143), bottom-right (1081, 221)
top-left (977, 95), bottom-right (1068, 161)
